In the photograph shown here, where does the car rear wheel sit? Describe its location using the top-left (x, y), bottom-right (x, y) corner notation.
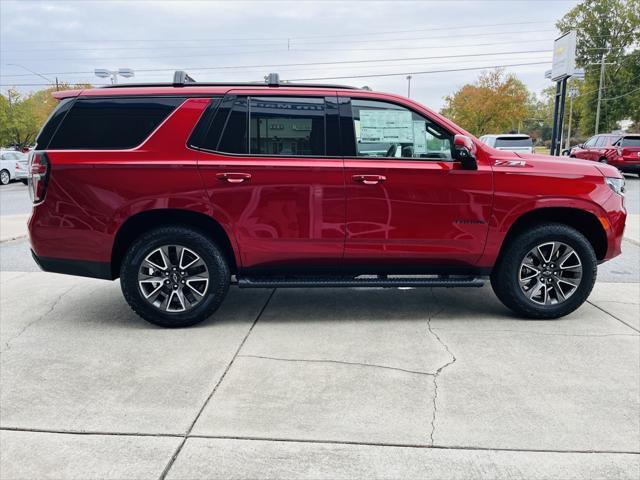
top-left (491, 224), bottom-right (597, 319)
top-left (0, 170), bottom-right (10, 185)
top-left (120, 226), bottom-right (230, 327)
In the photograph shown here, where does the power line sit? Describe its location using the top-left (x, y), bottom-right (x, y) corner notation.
top-left (3, 20), bottom-right (554, 46)
top-left (0, 61), bottom-right (553, 88)
top-left (285, 61), bottom-right (552, 81)
top-left (602, 85), bottom-right (640, 101)
top-left (0, 48), bottom-right (552, 78)
top-left (1, 29), bottom-right (559, 63)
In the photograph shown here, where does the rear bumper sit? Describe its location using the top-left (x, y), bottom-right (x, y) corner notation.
top-left (31, 250), bottom-right (113, 280)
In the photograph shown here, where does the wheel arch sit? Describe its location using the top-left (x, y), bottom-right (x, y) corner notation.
top-left (499, 207), bottom-right (608, 262)
top-left (111, 209), bottom-right (238, 278)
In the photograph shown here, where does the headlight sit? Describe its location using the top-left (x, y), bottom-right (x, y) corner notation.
top-left (605, 176), bottom-right (625, 196)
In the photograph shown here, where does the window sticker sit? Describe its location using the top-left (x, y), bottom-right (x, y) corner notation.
top-left (359, 109), bottom-right (413, 143)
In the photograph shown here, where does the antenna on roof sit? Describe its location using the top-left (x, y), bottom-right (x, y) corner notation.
top-left (265, 73), bottom-right (280, 86)
top-left (173, 70), bottom-right (196, 86)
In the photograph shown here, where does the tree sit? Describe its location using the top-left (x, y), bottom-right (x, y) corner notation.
top-left (440, 69), bottom-right (532, 136)
top-left (556, 0), bottom-right (640, 134)
top-left (0, 83), bottom-right (92, 148)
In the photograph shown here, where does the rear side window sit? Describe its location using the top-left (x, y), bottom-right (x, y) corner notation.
top-left (621, 136), bottom-right (640, 147)
top-left (249, 97), bottom-right (325, 156)
top-left (196, 95), bottom-right (328, 156)
top-left (494, 137), bottom-right (532, 148)
top-left (48, 97), bottom-right (184, 150)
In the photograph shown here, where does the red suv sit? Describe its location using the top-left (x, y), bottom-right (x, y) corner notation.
top-left (570, 133), bottom-right (640, 175)
top-left (27, 72), bottom-right (627, 327)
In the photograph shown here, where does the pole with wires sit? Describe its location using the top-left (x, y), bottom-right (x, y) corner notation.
top-left (594, 48), bottom-right (607, 134)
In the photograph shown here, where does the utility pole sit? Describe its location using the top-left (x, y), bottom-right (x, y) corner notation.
top-left (406, 75), bottom-right (412, 98)
top-left (594, 50), bottom-right (606, 134)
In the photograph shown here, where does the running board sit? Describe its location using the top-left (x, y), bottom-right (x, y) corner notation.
top-left (236, 275), bottom-right (485, 288)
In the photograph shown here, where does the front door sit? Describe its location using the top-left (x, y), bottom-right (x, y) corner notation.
top-left (196, 93), bottom-right (345, 271)
top-left (341, 97), bottom-right (493, 270)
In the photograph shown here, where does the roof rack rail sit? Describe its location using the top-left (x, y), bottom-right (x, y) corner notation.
top-left (102, 71), bottom-right (360, 90)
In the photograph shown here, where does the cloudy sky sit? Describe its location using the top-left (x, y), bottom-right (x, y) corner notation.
top-left (1, 0), bottom-right (579, 110)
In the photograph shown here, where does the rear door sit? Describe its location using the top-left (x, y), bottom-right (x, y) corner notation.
top-left (341, 96), bottom-right (493, 270)
top-left (194, 92), bottom-right (345, 271)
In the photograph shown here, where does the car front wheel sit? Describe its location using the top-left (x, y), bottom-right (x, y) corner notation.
top-left (120, 226), bottom-right (230, 327)
top-left (0, 170), bottom-right (10, 185)
top-left (491, 224), bottom-right (597, 319)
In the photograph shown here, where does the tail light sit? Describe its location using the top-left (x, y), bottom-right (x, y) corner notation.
top-left (28, 151), bottom-right (50, 204)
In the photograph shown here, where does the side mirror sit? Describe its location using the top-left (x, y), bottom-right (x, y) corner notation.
top-left (453, 134), bottom-right (478, 170)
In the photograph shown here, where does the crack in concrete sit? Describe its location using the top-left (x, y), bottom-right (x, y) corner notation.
top-left (1, 285), bottom-right (76, 353)
top-left (4, 427), bottom-right (638, 455)
top-left (427, 330), bottom-right (639, 338)
top-left (426, 289), bottom-right (456, 447)
top-left (238, 354), bottom-right (436, 376)
top-left (158, 288), bottom-right (276, 480)
top-left (587, 300), bottom-right (640, 333)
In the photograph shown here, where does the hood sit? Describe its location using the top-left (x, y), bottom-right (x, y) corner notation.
top-left (512, 151), bottom-right (622, 178)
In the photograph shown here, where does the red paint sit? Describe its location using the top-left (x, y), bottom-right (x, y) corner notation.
top-left (29, 85), bottom-right (627, 277)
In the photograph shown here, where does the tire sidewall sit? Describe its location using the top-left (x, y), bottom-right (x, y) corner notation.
top-left (121, 227), bottom-right (229, 327)
top-left (494, 225), bottom-right (597, 318)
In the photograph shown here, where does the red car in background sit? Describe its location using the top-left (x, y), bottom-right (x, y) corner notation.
top-left (570, 133), bottom-right (640, 176)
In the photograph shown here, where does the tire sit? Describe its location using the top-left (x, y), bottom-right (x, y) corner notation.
top-left (0, 170), bottom-right (10, 185)
top-left (599, 157), bottom-right (608, 164)
top-left (120, 226), bottom-right (230, 328)
top-left (20, 179), bottom-right (28, 185)
top-left (491, 223), bottom-right (597, 319)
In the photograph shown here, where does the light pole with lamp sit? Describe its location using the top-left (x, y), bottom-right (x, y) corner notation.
top-left (94, 68), bottom-right (135, 85)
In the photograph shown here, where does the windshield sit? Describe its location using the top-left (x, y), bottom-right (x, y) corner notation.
top-left (494, 137), bottom-right (532, 148)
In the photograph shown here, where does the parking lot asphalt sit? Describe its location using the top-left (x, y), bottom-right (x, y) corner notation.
top-left (1, 177), bottom-right (639, 479)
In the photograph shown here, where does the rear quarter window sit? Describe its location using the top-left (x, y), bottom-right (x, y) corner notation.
top-left (494, 137), bottom-right (532, 148)
top-left (621, 136), bottom-right (640, 147)
top-left (48, 97), bottom-right (185, 150)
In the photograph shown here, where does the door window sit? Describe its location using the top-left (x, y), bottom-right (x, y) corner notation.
top-left (594, 136), bottom-right (607, 147)
top-left (350, 99), bottom-right (453, 160)
top-left (249, 97), bottom-right (325, 156)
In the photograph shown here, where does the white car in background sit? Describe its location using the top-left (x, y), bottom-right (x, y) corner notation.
top-left (0, 150), bottom-right (28, 185)
top-left (479, 134), bottom-right (534, 154)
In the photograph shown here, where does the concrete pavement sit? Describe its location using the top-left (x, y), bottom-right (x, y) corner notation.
top-left (0, 272), bottom-right (638, 479)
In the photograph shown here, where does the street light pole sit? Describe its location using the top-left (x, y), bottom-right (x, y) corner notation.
top-left (565, 85), bottom-right (577, 151)
top-left (594, 50), bottom-right (607, 134)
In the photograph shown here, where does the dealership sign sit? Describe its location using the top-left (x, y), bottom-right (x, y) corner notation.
top-left (551, 30), bottom-right (577, 81)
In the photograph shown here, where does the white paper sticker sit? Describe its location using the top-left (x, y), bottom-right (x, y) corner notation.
top-left (359, 109), bottom-right (413, 143)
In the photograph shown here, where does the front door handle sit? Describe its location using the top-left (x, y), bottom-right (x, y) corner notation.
top-left (216, 172), bottom-right (252, 183)
top-left (352, 174), bottom-right (386, 185)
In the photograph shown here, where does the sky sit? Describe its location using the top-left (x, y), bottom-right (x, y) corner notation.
top-left (0, 0), bottom-right (580, 110)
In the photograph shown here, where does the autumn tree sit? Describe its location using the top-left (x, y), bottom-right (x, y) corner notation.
top-left (0, 83), bottom-right (91, 149)
top-left (440, 69), bottom-right (532, 136)
top-left (557, 0), bottom-right (640, 135)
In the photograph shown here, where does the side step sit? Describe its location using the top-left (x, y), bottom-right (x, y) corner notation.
top-left (236, 275), bottom-right (485, 289)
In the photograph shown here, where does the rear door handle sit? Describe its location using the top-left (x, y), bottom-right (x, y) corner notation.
top-left (216, 172), bottom-right (252, 183)
top-left (352, 174), bottom-right (386, 185)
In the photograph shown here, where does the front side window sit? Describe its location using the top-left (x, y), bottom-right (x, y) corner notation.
top-left (49, 97), bottom-right (184, 150)
top-left (351, 99), bottom-right (453, 160)
top-left (595, 136), bottom-right (607, 147)
top-left (584, 136), bottom-right (597, 147)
